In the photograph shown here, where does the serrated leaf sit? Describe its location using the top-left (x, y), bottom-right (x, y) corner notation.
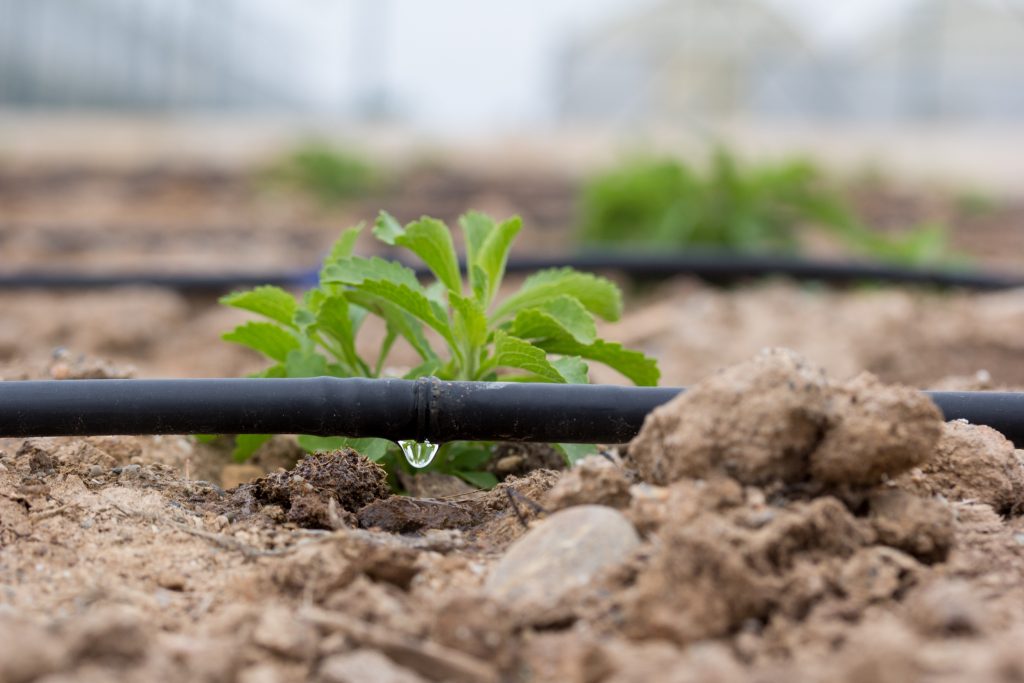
top-left (450, 293), bottom-right (488, 348)
top-left (509, 295), bottom-right (596, 345)
top-left (375, 215), bottom-right (462, 294)
top-left (475, 215), bottom-right (521, 305)
top-left (223, 322), bottom-right (300, 363)
top-left (469, 264), bottom-right (488, 303)
top-left (554, 443), bottom-right (598, 466)
top-left (322, 255), bottom-right (423, 292)
top-left (454, 470), bottom-right (498, 489)
top-left (424, 280), bottom-right (448, 308)
top-left (220, 285), bottom-right (297, 327)
top-left (488, 331), bottom-right (565, 383)
top-left (232, 434), bottom-right (272, 462)
top-left (551, 356), bottom-right (590, 384)
top-left (371, 211), bottom-right (404, 244)
top-left (285, 349), bottom-right (329, 377)
top-left (536, 338), bottom-right (660, 386)
top-left (460, 212), bottom-right (494, 301)
top-left (347, 279), bottom-right (455, 349)
top-left (324, 224), bottom-right (364, 265)
top-left (297, 435), bottom-right (391, 461)
top-left (315, 295), bottom-right (364, 370)
top-left (460, 212), bottom-right (521, 305)
top-left (346, 291), bottom-right (437, 362)
top-left (492, 267), bottom-right (622, 322)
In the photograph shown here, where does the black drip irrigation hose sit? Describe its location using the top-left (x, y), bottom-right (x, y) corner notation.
top-left (1, 377), bottom-right (1023, 447)
top-left (2, 251), bottom-right (1023, 291)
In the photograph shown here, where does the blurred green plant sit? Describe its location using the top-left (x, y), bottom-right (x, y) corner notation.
top-left (579, 149), bottom-right (954, 266)
top-left (218, 210), bottom-right (659, 488)
top-left (268, 141), bottom-right (377, 205)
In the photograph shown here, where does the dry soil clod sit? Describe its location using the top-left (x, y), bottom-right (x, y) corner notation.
top-left (629, 348), bottom-right (945, 490)
top-left (629, 348), bottom-right (831, 486)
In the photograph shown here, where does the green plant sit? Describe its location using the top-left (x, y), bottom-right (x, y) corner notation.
top-left (219, 210), bottom-right (659, 487)
top-left (579, 149), bottom-right (954, 266)
top-left (268, 141), bottom-right (377, 205)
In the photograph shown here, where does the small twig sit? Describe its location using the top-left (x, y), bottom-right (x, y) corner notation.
top-left (31, 502), bottom-right (77, 520)
top-left (508, 487), bottom-right (547, 515)
top-left (505, 487), bottom-right (529, 528)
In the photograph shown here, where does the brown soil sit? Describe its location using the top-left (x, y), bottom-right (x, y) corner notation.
top-left (6, 163), bottom-right (1024, 680)
top-left (5, 350), bottom-right (1024, 681)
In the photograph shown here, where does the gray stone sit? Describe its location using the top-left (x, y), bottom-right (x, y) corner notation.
top-left (485, 505), bottom-right (640, 608)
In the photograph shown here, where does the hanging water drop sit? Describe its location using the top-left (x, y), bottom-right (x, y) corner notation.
top-left (398, 439), bottom-right (440, 468)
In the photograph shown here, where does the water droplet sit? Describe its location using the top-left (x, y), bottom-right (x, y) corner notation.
top-left (398, 439), bottom-right (440, 468)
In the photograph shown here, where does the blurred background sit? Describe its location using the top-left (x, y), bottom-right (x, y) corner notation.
top-left (2, 0), bottom-right (1024, 386)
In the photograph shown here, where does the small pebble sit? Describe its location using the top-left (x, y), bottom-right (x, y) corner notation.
top-left (486, 505), bottom-right (641, 609)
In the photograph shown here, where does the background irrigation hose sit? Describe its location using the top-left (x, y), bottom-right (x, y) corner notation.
top-left (1, 376), bottom-right (1022, 447)
top-left (1, 251), bottom-right (1023, 291)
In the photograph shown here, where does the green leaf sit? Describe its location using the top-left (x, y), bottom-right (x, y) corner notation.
top-left (492, 267), bottom-right (622, 322)
top-left (450, 293), bottom-right (488, 348)
top-left (232, 434), bottom-right (273, 462)
top-left (469, 264), bottom-right (488, 303)
top-left (346, 291), bottom-right (437, 363)
top-left (347, 279), bottom-right (455, 349)
top-left (375, 215), bottom-right (462, 294)
top-left (222, 322), bottom-right (300, 363)
top-left (536, 338), bottom-right (660, 386)
top-left (554, 443), bottom-right (598, 466)
top-left (193, 434), bottom-right (219, 444)
top-left (454, 470), bottom-right (498, 489)
top-left (403, 358), bottom-right (443, 379)
top-left (459, 211), bottom-right (494, 261)
top-left (285, 349), bottom-right (329, 377)
top-left (509, 295), bottom-right (596, 345)
top-left (371, 211), bottom-right (404, 244)
top-left (220, 286), bottom-right (297, 327)
top-left (250, 364), bottom-right (287, 379)
top-left (324, 225), bottom-right (364, 265)
top-left (460, 212), bottom-right (521, 305)
top-left (487, 331), bottom-right (565, 383)
top-left (315, 295), bottom-right (364, 370)
top-left (443, 444), bottom-right (493, 471)
top-left (322, 255), bottom-right (423, 292)
top-left (551, 356), bottom-right (590, 384)
top-left (298, 435), bottom-right (390, 462)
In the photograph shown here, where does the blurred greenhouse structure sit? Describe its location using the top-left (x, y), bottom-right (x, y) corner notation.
top-left (0, 0), bottom-right (309, 110)
top-left (558, 0), bottom-right (1024, 124)
top-left (0, 0), bottom-right (1022, 129)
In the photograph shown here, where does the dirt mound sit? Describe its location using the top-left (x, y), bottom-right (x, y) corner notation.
top-left (629, 348), bottom-right (943, 488)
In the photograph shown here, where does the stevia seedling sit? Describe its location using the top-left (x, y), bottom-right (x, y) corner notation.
top-left (219, 210), bottom-right (660, 487)
top-left (580, 148), bottom-right (956, 266)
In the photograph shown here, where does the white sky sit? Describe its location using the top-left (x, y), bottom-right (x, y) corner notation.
top-left (281, 0), bottom-right (914, 132)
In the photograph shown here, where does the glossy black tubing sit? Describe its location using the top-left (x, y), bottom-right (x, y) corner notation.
top-left (1, 377), bottom-right (1023, 446)
top-left (1, 251), bottom-right (1022, 291)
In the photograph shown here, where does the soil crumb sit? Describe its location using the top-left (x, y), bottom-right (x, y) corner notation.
top-left (234, 449), bottom-right (389, 528)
